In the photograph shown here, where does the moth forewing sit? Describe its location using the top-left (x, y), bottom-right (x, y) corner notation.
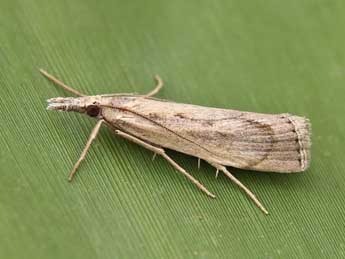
top-left (101, 97), bottom-right (311, 173)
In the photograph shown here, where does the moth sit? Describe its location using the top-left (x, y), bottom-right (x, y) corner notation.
top-left (41, 69), bottom-right (311, 214)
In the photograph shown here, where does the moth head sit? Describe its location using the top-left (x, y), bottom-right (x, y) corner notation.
top-left (47, 96), bottom-right (103, 118)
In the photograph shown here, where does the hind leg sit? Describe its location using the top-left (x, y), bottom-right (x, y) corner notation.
top-left (208, 161), bottom-right (268, 214)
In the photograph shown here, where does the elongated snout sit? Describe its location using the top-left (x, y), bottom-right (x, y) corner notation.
top-left (47, 97), bottom-right (84, 112)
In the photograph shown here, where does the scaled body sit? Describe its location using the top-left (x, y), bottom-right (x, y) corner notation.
top-left (101, 97), bottom-right (311, 173)
top-left (43, 69), bottom-right (311, 214)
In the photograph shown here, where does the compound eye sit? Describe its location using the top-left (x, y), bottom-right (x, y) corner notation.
top-left (86, 105), bottom-right (100, 117)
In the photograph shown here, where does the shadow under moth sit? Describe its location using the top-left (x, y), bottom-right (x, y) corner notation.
top-left (41, 69), bottom-right (311, 214)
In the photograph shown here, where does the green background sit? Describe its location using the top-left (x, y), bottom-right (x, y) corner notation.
top-left (1, 0), bottom-right (344, 258)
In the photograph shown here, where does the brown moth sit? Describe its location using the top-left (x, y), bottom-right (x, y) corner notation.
top-left (41, 69), bottom-right (311, 214)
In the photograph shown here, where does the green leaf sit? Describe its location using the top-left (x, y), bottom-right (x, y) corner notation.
top-left (1, 0), bottom-right (344, 258)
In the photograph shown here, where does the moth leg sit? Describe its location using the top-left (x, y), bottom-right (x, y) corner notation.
top-left (68, 119), bottom-right (104, 181)
top-left (215, 169), bottom-right (219, 178)
top-left (39, 69), bottom-right (86, 97)
top-left (144, 75), bottom-right (164, 97)
top-left (114, 129), bottom-right (215, 198)
top-left (208, 162), bottom-right (268, 215)
top-left (152, 153), bottom-right (157, 161)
